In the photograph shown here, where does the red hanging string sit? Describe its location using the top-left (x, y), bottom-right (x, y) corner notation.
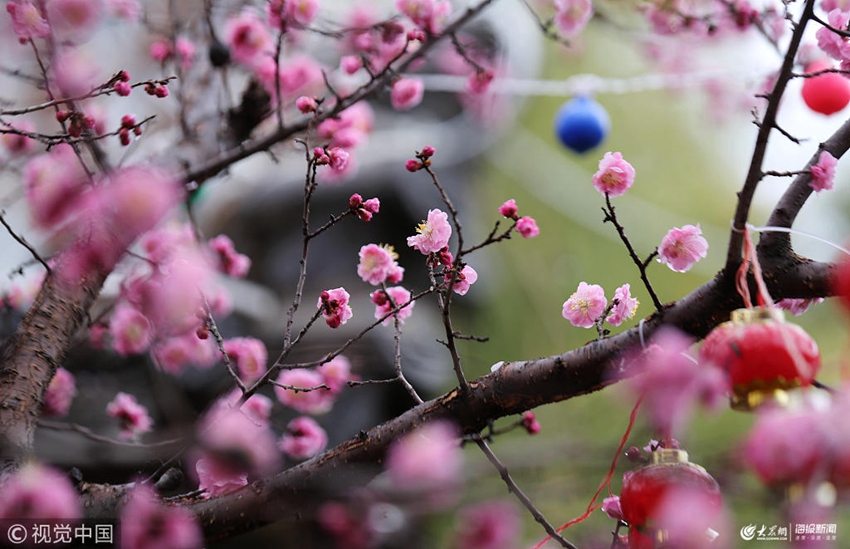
top-left (531, 394), bottom-right (644, 549)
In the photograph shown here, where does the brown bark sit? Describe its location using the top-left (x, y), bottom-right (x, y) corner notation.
top-left (75, 259), bottom-right (834, 541)
top-left (0, 265), bottom-right (107, 473)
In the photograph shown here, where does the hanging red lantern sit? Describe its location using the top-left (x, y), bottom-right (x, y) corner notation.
top-left (619, 449), bottom-right (722, 548)
top-left (698, 306), bottom-right (821, 411)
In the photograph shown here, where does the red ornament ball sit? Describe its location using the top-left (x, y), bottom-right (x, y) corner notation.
top-left (699, 307), bottom-right (820, 410)
top-left (801, 59), bottom-right (850, 116)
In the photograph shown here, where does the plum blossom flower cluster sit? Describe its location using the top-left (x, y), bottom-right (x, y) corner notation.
top-left (275, 355), bottom-right (352, 415)
top-left (96, 223), bottom-right (252, 375)
top-left (498, 199), bottom-right (540, 239)
top-left (349, 193), bottom-right (381, 221)
top-left (318, 287), bottom-right (354, 328)
top-left (562, 282), bottom-right (639, 328)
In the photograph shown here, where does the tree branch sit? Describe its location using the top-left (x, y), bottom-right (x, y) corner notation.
top-left (75, 257), bottom-right (834, 540)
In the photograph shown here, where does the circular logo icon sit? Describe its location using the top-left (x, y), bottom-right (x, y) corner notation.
top-left (6, 524), bottom-right (27, 544)
top-left (741, 524), bottom-right (757, 541)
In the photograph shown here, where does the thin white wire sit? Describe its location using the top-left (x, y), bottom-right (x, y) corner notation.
top-left (415, 67), bottom-right (771, 96)
top-left (746, 223), bottom-right (850, 256)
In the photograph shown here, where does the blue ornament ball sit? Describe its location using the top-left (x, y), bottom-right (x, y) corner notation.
top-left (553, 96), bottom-right (610, 154)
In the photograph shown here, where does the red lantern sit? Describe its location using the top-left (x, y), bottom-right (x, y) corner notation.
top-left (698, 307), bottom-right (820, 411)
top-left (620, 449), bottom-right (722, 548)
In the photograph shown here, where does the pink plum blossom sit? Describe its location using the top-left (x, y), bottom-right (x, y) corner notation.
top-left (0, 463), bottom-right (80, 519)
top-left (106, 0), bottom-right (140, 20)
top-left (1, 119), bottom-right (36, 155)
top-left (280, 416), bottom-right (328, 459)
top-left (499, 199), bottom-right (518, 219)
top-left (318, 501), bottom-right (375, 549)
top-left (152, 330), bottom-right (218, 375)
top-left (106, 392), bottom-right (153, 439)
top-left (123, 252), bottom-right (212, 335)
top-left (121, 483), bottom-right (202, 549)
top-left (822, 0), bottom-right (850, 10)
top-left (657, 224), bottom-right (709, 272)
top-left (296, 95), bottom-right (318, 113)
top-left (809, 151), bottom-right (838, 192)
top-left (817, 10), bottom-right (850, 64)
top-left (46, 0), bottom-right (104, 43)
top-left (453, 500), bottom-right (522, 549)
top-left (647, 487), bottom-right (726, 549)
top-left (407, 209), bottom-right (452, 254)
top-left (175, 37), bottom-right (196, 68)
top-left (256, 54), bottom-right (324, 104)
top-left (219, 389), bottom-right (273, 427)
top-left (562, 282), bottom-right (607, 328)
top-left (197, 406), bottom-right (280, 474)
top-left (629, 328), bottom-right (726, 437)
top-left (316, 102), bottom-right (374, 149)
top-left (318, 355), bottom-right (352, 394)
top-left (209, 234), bottom-right (251, 278)
top-left (591, 151), bottom-right (635, 197)
top-left (267, 0), bottom-right (320, 29)
top-left (223, 337), bottom-right (268, 383)
top-left (606, 284), bottom-right (639, 326)
top-left (5, 271), bottom-right (44, 311)
top-left (350, 195), bottom-right (380, 222)
top-left (358, 243), bottom-right (404, 285)
top-left (521, 410), bottom-right (541, 434)
top-left (776, 297), bottom-right (824, 316)
top-left (466, 69), bottom-right (495, 94)
top-left (390, 77), bottom-right (425, 111)
top-left (386, 421), bottom-right (462, 505)
top-left (327, 147), bottom-right (350, 171)
top-left (7, 0), bottom-right (51, 42)
top-left (453, 265), bottom-right (478, 296)
top-left (516, 216), bottom-right (540, 238)
top-left (318, 287), bottom-right (353, 328)
top-left (554, 0), bottom-right (594, 36)
top-left (372, 286), bottom-right (415, 325)
top-left (43, 367), bottom-right (76, 417)
top-left (275, 368), bottom-right (336, 414)
top-left (61, 167), bottom-right (182, 284)
top-left (24, 144), bottom-right (86, 228)
top-left (195, 457), bottom-right (248, 497)
top-left (225, 9), bottom-right (272, 67)
top-left (109, 305), bottom-right (153, 355)
top-left (149, 39), bottom-right (172, 62)
top-left (601, 495), bottom-right (624, 521)
top-left (51, 48), bottom-right (101, 96)
top-left (141, 224), bottom-right (195, 265)
top-left (396, 0), bottom-right (451, 34)
top-left (341, 55), bottom-right (362, 74)
top-left (744, 405), bottom-right (829, 485)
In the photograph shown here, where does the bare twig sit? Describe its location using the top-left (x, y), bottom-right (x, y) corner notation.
top-left (0, 211), bottom-right (50, 274)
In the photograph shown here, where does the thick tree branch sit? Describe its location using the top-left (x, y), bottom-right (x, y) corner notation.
top-left (76, 257), bottom-right (834, 541)
top-left (726, 0), bottom-right (815, 268)
top-left (0, 261), bottom-right (108, 472)
top-left (761, 115), bottom-right (850, 255)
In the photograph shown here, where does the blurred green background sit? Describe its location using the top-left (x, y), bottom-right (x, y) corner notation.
top-left (440, 19), bottom-right (850, 549)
